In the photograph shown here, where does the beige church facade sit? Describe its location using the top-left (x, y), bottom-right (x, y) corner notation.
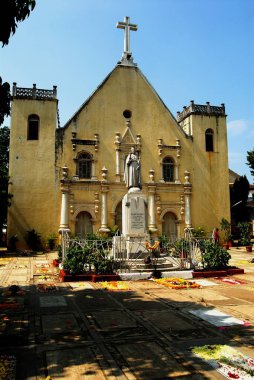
top-left (7, 18), bottom-right (230, 249)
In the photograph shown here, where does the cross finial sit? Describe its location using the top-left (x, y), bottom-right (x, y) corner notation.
top-left (116, 16), bottom-right (138, 65)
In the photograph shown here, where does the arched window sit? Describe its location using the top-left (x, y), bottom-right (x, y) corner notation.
top-left (162, 157), bottom-right (174, 182)
top-left (27, 114), bottom-right (39, 140)
top-left (205, 128), bottom-right (214, 152)
top-left (77, 152), bottom-right (92, 179)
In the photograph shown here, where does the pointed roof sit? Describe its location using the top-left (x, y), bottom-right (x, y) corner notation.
top-left (62, 64), bottom-right (189, 138)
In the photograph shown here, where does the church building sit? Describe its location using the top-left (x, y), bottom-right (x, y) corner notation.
top-left (7, 17), bottom-right (230, 249)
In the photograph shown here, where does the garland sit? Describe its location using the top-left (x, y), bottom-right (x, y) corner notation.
top-left (100, 281), bottom-right (130, 291)
top-left (145, 241), bottom-right (160, 251)
top-left (154, 277), bottom-right (201, 289)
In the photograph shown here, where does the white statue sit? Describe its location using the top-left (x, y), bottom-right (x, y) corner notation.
top-left (124, 147), bottom-right (141, 189)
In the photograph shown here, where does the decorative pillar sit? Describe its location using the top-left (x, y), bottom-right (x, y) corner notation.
top-left (59, 165), bottom-right (70, 231)
top-left (94, 192), bottom-right (100, 217)
top-left (59, 165), bottom-right (70, 262)
top-left (148, 185), bottom-right (157, 232)
top-left (94, 133), bottom-right (99, 152)
top-left (157, 138), bottom-right (163, 156)
top-left (59, 188), bottom-right (69, 230)
top-left (91, 159), bottom-right (97, 180)
top-left (115, 133), bottom-right (121, 182)
top-left (116, 149), bottom-right (120, 178)
top-left (175, 164), bottom-right (180, 184)
top-left (184, 170), bottom-right (192, 228)
top-left (149, 168), bottom-right (155, 183)
top-left (101, 166), bottom-right (108, 182)
top-left (99, 186), bottom-right (110, 232)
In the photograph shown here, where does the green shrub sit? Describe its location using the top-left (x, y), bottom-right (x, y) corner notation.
top-left (201, 240), bottom-right (231, 270)
top-left (220, 218), bottom-right (231, 243)
top-left (238, 221), bottom-right (252, 246)
top-left (87, 250), bottom-right (114, 274)
top-left (192, 227), bottom-right (207, 239)
top-left (63, 244), bottom-right (90, 274)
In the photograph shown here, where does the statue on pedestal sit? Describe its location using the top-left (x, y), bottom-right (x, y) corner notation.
top-left (124, 147), bottom-right (141, 190)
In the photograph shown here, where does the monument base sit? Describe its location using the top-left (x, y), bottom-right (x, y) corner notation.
top-left (112, 234), bottom-right (150, 259)
top-left (113, 188), bottom-right (150, 259)
top-left (122, 190), bottom-right (147, 236)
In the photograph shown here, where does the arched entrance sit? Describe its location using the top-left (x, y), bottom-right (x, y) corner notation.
top-left (75, 211), bottom-right (93, 238)
top-left (162, 212), bottom-right (177, 242)
top-left (115, 201), bottom-right (122, 233)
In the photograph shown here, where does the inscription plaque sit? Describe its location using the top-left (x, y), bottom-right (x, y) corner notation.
top-left (131, 212), bottom-right (145, 230)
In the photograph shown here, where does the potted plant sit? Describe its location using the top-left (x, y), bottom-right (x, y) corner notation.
top-left (46, 233), bottom-right (57, 251)
top-left (192, 240), bottom-right (244, 277)
top-left (220, 218), bottom-right (231, 250)
top-left (237, 221), bottom-right (252, 252)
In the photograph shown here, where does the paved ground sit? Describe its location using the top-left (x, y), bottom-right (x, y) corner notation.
top-left (0, 247), bottom-right (254, 379)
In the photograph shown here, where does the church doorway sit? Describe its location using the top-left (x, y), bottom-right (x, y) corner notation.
top-left (75, 211), bottom-right (93, 238)
top-left (162, 212), bottom-right (177, 242)
top-left (115, 201), bottom-right (122, 233)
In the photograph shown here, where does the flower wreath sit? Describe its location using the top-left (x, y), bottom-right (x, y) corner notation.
top-left (145, 241), bottom-right (160, 251)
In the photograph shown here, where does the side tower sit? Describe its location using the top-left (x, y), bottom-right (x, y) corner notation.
top-left (177, 101), bottom-right (230, 230)
top-left (8, 83), bottom-right (60, 249)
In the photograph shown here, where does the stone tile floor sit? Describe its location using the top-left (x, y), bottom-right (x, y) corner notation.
top-left (0, 247), bottom-right (253, 379)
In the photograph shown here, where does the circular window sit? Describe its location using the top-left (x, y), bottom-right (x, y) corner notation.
top-left (123, 110), bottom-right (132, 119)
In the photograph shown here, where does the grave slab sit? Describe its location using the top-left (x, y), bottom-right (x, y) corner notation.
top-left (222, 305), bottom-right (254, 321)
top-left (140, 310), bottom-right (194, 331)
top-left (188, 289), bottom-right (229, 301)
top-left (113, 341), bottom-right (191, 379)
top-left (91, 310), bottom-right (137, 330)
top-left (111, 291), bottom-right (168, 311)
top-left (193, 279), bottom-right (219, 287)
top-left (40, 296), bottom-right (67, 308)
top-left (46, 347), bottom-right (110, 379)
top-left (69, 282), bottom-right (94, 290)
top-left (128, 280), bottom-right (165, 290)
top-left (42, 313), bottom-right (81, 334)
top-left (220, 287), bottom-right (254, 303)
top-left (75, 290), bottom-right (119, 311)
top-left (187, 307), bottom-right (245, 326)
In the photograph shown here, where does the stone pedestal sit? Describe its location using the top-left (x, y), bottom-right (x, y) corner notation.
top-left (122, 189), bottom-right (147, 236)
top-left (113, 188), bottom-right (149, 259)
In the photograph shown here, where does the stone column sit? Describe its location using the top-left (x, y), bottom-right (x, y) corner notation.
top-left (115, 133), bottom-right (121, 182)
top-left (59, 165), bottom-right (70, 262)
top-left (59, 188), bottom-right (69, 230)
top-left (175, 164), bottom-right (180, 184)
top-left (91, 159), bottom-right (97, 180)
top-left (184, 171), bottom-right (192, 228)
top-left (115, 149), bottom-right (121, 181)
top-left (59, 165), bottom-right (70, 232)
top-left (148, 185), bottom-right (157, 233)
top-left (99, 186), bottom-right (110, 232)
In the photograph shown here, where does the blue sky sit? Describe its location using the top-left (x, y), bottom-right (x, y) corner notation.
top-left (1, 0), bottom-right (253, 182)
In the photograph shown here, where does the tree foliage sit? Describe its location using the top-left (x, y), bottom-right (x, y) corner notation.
top-left (0, 126), bottom-right (12, 244)
top-left (246, 149), bottom-right (254, 178)
top-left (0, 78), bottom-right (11, 125)
top-left (0, 0), bottom-right (36, 125)
top-left (0, 0), bottom-right (36, 46)
top-left (230, 175), bottom-right (250, 226)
